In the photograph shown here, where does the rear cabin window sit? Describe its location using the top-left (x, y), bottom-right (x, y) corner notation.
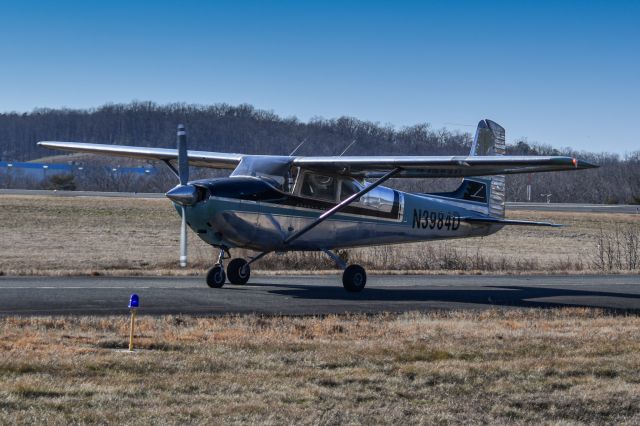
top-left (462, 181), bottom-right (487, 202)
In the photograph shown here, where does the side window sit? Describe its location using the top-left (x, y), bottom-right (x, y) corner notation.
top-left (463, 181), bottom-right (487, 202)
top-left (301, 172), bottom-right (337, 201)
top-left (340, 179), bottom-right (360, 201)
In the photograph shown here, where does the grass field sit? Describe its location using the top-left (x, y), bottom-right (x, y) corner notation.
top-left (1, 194), bottom-right (639, 276)
top-left (1, 309), bottom-right (639, 424)
top-left (2, 195), bottom-right (640, 424)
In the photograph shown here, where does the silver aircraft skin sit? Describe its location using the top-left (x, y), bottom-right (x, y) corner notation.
top-left (38, 119), bottom-right (596, 292)
top-left (185, 177), bottom-right (498, 252)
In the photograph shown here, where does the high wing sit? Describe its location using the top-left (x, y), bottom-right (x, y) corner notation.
top-left (293, 155), bottom-right (597, 178)
top-left (37, 141), bottom-right (243, 169)
top-left (38, 141), bottom-right (597, 178)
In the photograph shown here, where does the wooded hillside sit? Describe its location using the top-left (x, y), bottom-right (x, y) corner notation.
top-left (0, 102), bottom-right (637, 203)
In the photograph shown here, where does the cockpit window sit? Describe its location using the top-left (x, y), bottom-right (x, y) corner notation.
top-left (292, 172), bottom-right (397, 214)
top-left (300, 172), bottom-right (337, 201)
top-left (340, 179), bottom-right (361, 201)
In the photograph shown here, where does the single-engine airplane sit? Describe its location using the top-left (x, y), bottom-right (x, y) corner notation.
top-left (38, 119), bottom-right (596, 291)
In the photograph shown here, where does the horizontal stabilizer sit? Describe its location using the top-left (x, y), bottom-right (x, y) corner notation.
top-left (462, 217), bottom-right (562, 227)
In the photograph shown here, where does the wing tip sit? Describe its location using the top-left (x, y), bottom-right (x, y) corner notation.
top-left (575, 158), bottom-right (599, 169)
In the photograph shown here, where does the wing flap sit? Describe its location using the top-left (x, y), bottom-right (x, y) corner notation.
top-left (37, 141), bottom-right (243, 169)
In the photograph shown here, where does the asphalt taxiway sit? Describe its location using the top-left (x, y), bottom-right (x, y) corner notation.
top-left (1, 274), bottom-right (639, 316)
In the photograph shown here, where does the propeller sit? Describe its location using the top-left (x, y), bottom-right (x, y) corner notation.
top-left (165, 124), bottom-right (197, 267)
top-left (178, 124), bottom-right (189, 185)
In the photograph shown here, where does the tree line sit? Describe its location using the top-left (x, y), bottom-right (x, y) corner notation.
top-left (0, 102), bottom-right (638, 203)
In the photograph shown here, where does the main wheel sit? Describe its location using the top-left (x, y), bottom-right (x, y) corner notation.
top-left (227, 258), bottom-right (250, 285)
top-left (206, 265), bottom-right (226, 288)
top-left (342, 264), bottom-right (367, 292)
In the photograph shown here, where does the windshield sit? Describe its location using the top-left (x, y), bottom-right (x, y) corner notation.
top-left (230, 156), bottom-right (294, 192)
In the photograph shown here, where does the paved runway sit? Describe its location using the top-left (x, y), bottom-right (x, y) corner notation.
top-left (1, 274), bottom-right (639, 316)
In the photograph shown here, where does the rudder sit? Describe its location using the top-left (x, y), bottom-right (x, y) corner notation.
top-left (467, 119), bottom-right (506, 218)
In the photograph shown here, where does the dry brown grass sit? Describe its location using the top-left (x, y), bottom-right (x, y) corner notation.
top-left (1, 194), bottom-right (639, 276)
top-left (1, 309), bottom-right (640, 424)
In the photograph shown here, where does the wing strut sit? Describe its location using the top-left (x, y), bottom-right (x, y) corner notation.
top-left (162, 159), bottom-right (180, 179)
top-left (283, 167), bottom-right (402, 245)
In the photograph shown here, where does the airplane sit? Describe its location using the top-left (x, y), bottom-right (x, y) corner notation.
top-left (38, 119), bottom-right (597, 292)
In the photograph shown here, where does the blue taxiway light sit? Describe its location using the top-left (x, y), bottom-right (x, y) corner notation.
top-left (128, 294), bottom-right (139, 309)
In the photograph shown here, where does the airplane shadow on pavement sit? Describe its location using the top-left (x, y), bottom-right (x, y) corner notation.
top-left (253, 283), bottom-right (640, 313)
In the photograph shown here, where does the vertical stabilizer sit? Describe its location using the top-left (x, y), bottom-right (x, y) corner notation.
top-left (470, 119), bottom-right (506, 218)
top-left (470, 119), bottom-right (506, 156)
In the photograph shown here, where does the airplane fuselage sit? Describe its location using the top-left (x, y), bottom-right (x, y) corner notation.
top-left (179, 177), bottom-right (502, 252)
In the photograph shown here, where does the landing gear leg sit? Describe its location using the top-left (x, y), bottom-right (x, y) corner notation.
top-left (322, 249), bottom-right (367, 292)
top-left (206, 246), bottom-right (229, 288)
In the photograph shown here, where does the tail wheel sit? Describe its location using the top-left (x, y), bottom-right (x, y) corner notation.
top-left (227, 258), bottom-right (251, 285)
top-left (342, 264), bottom-right (366, 292)
top-left (206, 265), bottom-right (226, 288)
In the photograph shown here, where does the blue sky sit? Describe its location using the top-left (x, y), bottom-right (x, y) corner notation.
top-left (0, 0), bottom-right (638, 154)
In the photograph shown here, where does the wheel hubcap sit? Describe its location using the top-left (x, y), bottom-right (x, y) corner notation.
top-left (353, 273), bottom-right (363, 287)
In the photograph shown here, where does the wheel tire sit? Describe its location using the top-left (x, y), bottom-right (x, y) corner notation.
top-left (342, 264), bottom-right (367, 292)
top-left (227, 258), bottom-right (250, 285)
top-left (206, 265), bottom-right (226, 288)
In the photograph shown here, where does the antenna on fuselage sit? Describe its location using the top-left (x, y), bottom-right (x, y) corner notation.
top-left (289, 138), bottom-right (307, 156)
top-left (339, 139), bottom-right (357, 156)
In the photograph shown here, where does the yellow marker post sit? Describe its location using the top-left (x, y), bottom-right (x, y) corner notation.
top-left (128, 309), bottom-right (137, 351)
top-left (128, 294), bottom-right (139, 352)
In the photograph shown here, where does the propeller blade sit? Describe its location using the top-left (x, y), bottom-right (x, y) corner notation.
top-left (177, 124), bottom-right (188, 185)
top-left (179, 205), bottom-right (187, 267)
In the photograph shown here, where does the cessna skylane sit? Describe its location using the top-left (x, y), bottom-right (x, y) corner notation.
top-left (38, 120), bottom-right (596, 292)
